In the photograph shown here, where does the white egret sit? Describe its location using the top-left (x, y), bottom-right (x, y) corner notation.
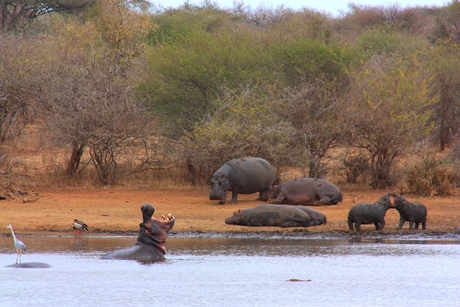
top-left (6, 224), bottom-right (27, 264)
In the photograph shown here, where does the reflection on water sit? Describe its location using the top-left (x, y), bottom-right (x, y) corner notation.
top-left (0, 235), bottom-right (459, 307)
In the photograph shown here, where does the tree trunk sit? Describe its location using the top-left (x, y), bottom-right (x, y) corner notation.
top-left (66, 143), bottom-right (85, 177)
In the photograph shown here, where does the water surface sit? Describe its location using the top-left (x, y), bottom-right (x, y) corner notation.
top-left (1, 235), bottom-right (459, 307)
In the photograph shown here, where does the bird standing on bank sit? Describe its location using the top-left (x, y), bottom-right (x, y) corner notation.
top-left (71, 219), bottom-right (89, 234)
top-left (6, 224), bottom-right (27, 264)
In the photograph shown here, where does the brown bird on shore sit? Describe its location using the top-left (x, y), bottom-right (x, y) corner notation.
top-left (71, 219), bottom-right (89, 234)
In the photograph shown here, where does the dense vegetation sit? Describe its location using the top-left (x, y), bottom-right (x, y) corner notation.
top-left (1, 0), bottom-right (460, 195)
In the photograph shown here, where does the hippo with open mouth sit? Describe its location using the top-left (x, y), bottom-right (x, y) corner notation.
top-left (101, 203), bottom-right (175, 262)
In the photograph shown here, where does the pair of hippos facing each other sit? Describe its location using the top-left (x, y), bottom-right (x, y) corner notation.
top-left (348, 193), bottom-right (427, 232)
top-left (209, 157), bottom-right (342, 206)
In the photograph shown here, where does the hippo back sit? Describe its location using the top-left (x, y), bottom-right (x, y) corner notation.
top-left (101, 242), bottom-right (165, 262)
top-left (210, 157), bottom-right (274, 203)
top-left (260, 178), bottom-right (342, 205)
top-left (348, 194), bottom-right (394, 224)
top-left (225, 204), bottom-right (310, 227)
top-left (229, 157), bottom-right (274, 194)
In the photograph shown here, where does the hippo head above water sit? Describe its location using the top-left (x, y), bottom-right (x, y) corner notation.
top-left (101, 203), bottom-right (175, 262)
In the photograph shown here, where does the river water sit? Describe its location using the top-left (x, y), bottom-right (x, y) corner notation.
top-left (0, 234), bottom-right (459, 307)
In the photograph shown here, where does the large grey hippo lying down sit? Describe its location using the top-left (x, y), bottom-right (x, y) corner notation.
top-left (259, 178), bottom-right (343, 206)
top-left (101, 203), bottom-right (175, 262)
top-left (225, 204), bottom-right (312, 227)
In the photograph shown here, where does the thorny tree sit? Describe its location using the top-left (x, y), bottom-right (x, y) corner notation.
top-left (0, 0), bottom-right (95, 32)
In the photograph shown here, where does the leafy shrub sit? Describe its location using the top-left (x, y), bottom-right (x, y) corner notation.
top-left (404, 153), bottom-right (458, 196)
top-left (182, 85), bottom-right (298, 185)
top-left (340, 150), bottom-right (369, 184)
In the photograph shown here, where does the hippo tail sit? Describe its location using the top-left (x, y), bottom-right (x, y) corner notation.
top-left (323, 215), bottom-right (327, 225)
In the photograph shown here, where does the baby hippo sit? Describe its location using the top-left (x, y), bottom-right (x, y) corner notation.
top-left (391, 194), bottom-right (427, 230)
top-left (347, 193), bottom-right (395, 232)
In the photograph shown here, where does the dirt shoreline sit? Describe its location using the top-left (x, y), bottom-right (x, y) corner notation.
top-left (1, 187), bottom-right (459, 239)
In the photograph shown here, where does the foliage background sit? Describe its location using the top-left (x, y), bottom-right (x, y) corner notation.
top-left (1, 0), bottom-right (460, 196)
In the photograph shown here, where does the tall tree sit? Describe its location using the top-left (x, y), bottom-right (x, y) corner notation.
top-left (430, 49), bottom-right (460, 151)
top-left (0, 33), bottom-right (43, 143)
top-left (345, 54), bottom-right (435, 188)
top-left (143, 8), bottom-right (271, 137)
top-left (38, 0), bottom-right (156, 182)
top-left (274, 79), bottom-right (345, 178)
top-left (0, 0), bottom-right (95, 32)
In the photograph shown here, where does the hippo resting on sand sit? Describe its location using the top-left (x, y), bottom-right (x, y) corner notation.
top-left (391, 194), bottom-right (427, 230)
top-left (101, 203), bottom-right (175, 262)
top-left (210, 157), bottom-right (274, 204)
top-left (347, 193), bottom-right (395, 232)
top-left (225, 204), bottom-right (311, 227)
top-left (295, 206), bottom-right (327, 226)
top-left (259, 178), bottom-right (343, 206)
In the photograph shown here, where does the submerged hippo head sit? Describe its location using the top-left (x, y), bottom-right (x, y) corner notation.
top-left (209, 174), bottom-right (230, 203)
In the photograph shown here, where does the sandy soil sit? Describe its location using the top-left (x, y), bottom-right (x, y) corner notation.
top-left (1, 187), bottom-right (459, 237)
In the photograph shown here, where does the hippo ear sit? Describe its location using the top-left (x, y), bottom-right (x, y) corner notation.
top-left (238, 210), bottom-right (241, 214)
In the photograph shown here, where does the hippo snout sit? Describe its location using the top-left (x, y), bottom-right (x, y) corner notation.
top-left (209, 193), bottom-right (223, 200)
top-left (209, 190), bottom-right (227, 201)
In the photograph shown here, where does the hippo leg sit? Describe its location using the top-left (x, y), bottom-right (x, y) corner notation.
top-left (218, 190), bottom-right (228, 204)
top-left (347, 220), bottom-right (354, 231)
top-left (414, 222), bottom-right (420, 230)
top-left (281, 221), bottom-right (304, 227)
top-left (248, 218), bottom-right (262, 226)
top-left (271, 191), bottom-right (287, 204)
top-left (230, 186), bottom-right (239, 203)
top-left (354, 222), bottom-right (362, 232)
top-left (318, 195), bottom-right (331, 205)
top-left (422, 222), bottom-right (426, 230)
top-left (374, 220), bottom-right (384, 230)
top-left (398, 218), bottom-right (405, 229)
top-left (409, 221), bottom-right (415, 230)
